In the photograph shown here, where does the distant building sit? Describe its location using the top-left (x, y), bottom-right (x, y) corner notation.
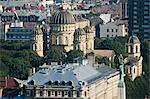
top-left (49, 10), bottom-right (94, 54)
top-left (0, 77), bottom-right (20, 98)
top-left (99, 21), bottom-right (128, 38)
top-left (119, 0), bottom-right (128, 19)
top-left (124, 35), bottom-right (143, 80)
top-left (128, 0), bottom-right (150, 40)
top-left (4, 14), bottom-right (44, 57)
top-left (21, 56), bottom-right (120, 99)
top-left (32, 25), bottom-right (44, 57)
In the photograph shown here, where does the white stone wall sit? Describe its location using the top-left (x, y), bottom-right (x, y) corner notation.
top-left (99, 22), bottom-right (127, 38)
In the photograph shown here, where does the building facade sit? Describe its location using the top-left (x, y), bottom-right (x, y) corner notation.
top-left (128, 0), bottom-right (150, 40)
top-left (124, 35), bottom-right (143, 80)
top-left (99, 22), bottom-right (128, 38)
top-left (21, 57), bottom-right (120, 99)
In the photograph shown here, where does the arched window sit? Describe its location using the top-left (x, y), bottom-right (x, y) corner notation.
top-left (54, 81), bottom-right (59, 85)
top-left (126, 45), bottom-right (128, 53)
top-left (84, 91), bottom-right (87, 97)
top-left (130, 45), bottom-right (133, 53)
top-left (61, 81), bottom-right (65, 86)
top-left (134, 68), bottom-right (136, 73)
top-left (48, 81), bottom-right (52, 85)
top-left (68, 81), bottom-right (72, 86)
top-left (30, 80), bottom-right (34, 85)
top-left (136, 46), bottom-right (138, 53)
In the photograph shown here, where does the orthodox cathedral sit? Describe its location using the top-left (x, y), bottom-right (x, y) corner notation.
top-left (49, 10), bottom-right (95, 54)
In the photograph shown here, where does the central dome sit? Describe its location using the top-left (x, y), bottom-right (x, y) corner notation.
top-left (51, 10), bottom-right (75, 24)
top-left (128, 35), bottom-right (140, 43)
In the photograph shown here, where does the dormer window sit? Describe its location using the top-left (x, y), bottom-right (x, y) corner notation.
top-left (48, 81), bottom-right (52, 85)
top-left (68, 81), bottom-right (72, 86)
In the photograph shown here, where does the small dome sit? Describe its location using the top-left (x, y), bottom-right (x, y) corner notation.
top-left (74, 28), bottom-right (86, 35)
top-left (128, 35), bottom-right (140, 43)
top-left (83, 26), bottom-right (92, 33)
top-left (50, 10), bottom-right (75, 24)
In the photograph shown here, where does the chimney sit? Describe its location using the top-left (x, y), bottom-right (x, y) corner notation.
top-left (87, 52), bottom-right (95, 67)
top-left (29, 67), bottom-right (36, 76)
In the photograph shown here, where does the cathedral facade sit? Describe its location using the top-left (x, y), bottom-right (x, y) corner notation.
top-left (49, 10), bottom-right (95, 54)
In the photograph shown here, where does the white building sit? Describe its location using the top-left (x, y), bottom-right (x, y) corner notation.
top-left (99, 22), bottom-right (128, 38)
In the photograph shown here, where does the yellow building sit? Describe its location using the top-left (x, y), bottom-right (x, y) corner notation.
top-left (49, 10), bottom-right (94, 54)
top-left (124, 35), bottom-right (143, 80)
top-left (32, 25), bottom-right (44, 57)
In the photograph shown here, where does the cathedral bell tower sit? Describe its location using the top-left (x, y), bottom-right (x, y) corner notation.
top-left (125, 35), bottom-right (141, 59)
top-left (32, 25), bottom-right (44, 57)
top-left (124, 35), bottom-right (143, 80)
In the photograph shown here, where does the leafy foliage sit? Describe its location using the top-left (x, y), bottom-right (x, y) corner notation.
top-left (95, 56), bottom-right (110, 66)
top-left (95, 37), bottom-right (128, 56)
top-left (45, 47), bottom-right (65, 64)
top-left (0, 40), bottom-right (42, 79)
top-left (66, 50), bottom-right (83, 63)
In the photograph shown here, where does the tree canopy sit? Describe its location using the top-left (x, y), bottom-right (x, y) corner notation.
top-left (0, 40), bottom-right (42, 79)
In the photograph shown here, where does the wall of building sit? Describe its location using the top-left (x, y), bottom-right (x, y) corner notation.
top-left (99, 22), bottom-right (127, 38)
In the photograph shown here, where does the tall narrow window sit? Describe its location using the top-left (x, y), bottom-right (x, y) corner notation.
top-left (130, 45), bottom-right (133, 53)
top-left (136, 46), bottom-right (138, 53)
top-left (107, 29), bottom-right (109, 32)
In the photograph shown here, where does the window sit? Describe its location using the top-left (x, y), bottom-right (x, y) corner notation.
top-left (30, 80), bottom-right (34, 85)
top-left (107, 35), bottom-right (109, 37)
top-left (48, 91), bottom-right (51, 96)
top-left (107, 29), bottom-right (109, 32)
top-left (130, 45), bottom-right (133, 53)
top-left (116, 29), bottom-right (118, 32)
top-left (136, 46), bottom-right (138, 53)
top-left (84, 92), bottom-right (87, 97)
top-left (55, 91), bottom-right (57, 97)
top-left (40, 90), bottom-right (43, 96)
top-left (134, 68), bottom-right (136, 73)
top-left (68, 81), bottom-right (72, 86)
top-left (31, 90), bottom-right (35, 96)
top-left (61, 81), bottom-right (65, 86)
top-left (54, 81), bottom-right (59, 85)
top-left (112, 29), bottom-right (113, 32)
top-left (48, 81), bottom-right (52, 85)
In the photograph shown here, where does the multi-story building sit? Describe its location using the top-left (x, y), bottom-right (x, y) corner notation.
top-left (128, 0), bottom-right (150, 40)
top-left (21, 55), bottom-right (120, 99)
top-left (99, 21), bottom-right (128, 38)
top-left (120, 0), bottom-right (128, 19)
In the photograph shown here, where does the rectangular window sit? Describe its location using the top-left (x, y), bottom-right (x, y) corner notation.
top-left (48, 91), bottom-right (51, 96)
top-left (116, 29), bottom-right (118, 32)
top-left (40, 90), bottom-right (43, 96)
top-left (112, 29), bottom-right (113, 32)
top-left (107, 29), bottom-right (109, 32)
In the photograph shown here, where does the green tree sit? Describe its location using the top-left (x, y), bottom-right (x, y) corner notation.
top-left (0, 40), bottom-right (43, 79)
top-left (66, 50), bottom-right (83, 63)
top-left (45, 47), bottom-right (65, 64)
top-left (95, 56), bottom-right (110, 66)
